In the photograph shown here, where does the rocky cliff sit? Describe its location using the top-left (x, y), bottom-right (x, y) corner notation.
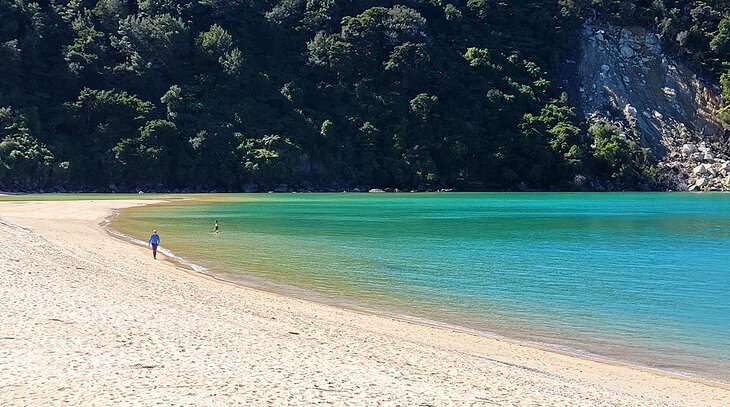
top-left (563, 22), bottom-right (730, 191)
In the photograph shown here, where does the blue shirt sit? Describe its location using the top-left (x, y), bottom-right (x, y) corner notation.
top-left (149, 234), bottom-right (160, 245)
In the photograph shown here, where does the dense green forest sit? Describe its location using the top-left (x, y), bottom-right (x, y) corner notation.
top-left (0, 0), bottom-right (728, 191)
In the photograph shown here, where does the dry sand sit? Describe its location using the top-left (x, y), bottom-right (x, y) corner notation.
top-left (0, 199), bottom-right (728, 406)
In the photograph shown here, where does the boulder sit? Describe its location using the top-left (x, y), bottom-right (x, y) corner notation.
top-left (620, 45), bottom-right (635, 58)
top-left (601, 64), bottom-right (610, 73)
top-left (695, 177), bottom-right (709, 188)
top-left (645, 34), bottom-right (661, 53)
top-left (368, 188), bottom-right (385, 193)
top-left (681, 143), bottom-right (697, 155)
top-left (624, 104), bottom-right (638, 119)
top-left (692, 164), bottom-right (707, 175)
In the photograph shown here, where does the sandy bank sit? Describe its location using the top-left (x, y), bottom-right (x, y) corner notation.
top-left (0, 199), bottom-right (728, 406)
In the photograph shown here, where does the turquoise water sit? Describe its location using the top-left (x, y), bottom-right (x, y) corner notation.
top-left (113, 193), bottom-right (730, 381)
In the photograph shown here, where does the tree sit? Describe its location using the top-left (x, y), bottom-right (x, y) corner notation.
top-left (409, 93), bottom-right (437, 121)
top-left (111, 119), bottom-right (179, 185)
top-left (239, 135), bottom-right (307, 184)
top-left (720, 70), bottom-right (730, 126)
top-left (710, 17), bottom-right (730, 55)
top-left (63, 88), bottom-right (154, 185)
top-left (589, 123), bottom-right (637, 183)
top-left (65, 15), bottom-right (107, 76)
top-left (196, 25), bottom-right (245, 75)
top-left (110, 13), bottom-right (190, 96)
top-left (1, 0), bottom-right (710, 191)
top-left (0, 108), bottom-right (55, 185)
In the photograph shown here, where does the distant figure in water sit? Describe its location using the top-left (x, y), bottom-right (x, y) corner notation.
top-left (148, 229), bottom-right (160, 259)
top-left (213, 220), bottom-right (220, 234)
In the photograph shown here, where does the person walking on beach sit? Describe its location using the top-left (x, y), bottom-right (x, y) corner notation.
top-left (148, 229), bottom-right (160, 259)
top-left (213, 220), bottom-right (219, 234)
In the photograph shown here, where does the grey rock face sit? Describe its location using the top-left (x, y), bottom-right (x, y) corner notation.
top-left (563, 22), bottom-right (728, 191)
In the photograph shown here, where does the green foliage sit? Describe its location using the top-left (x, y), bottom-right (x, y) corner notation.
top-left (710, 17), bottom-right (730, 54)
top-left (65, 16), bottom-right (107, 76)
top-left (197, 25), bottom-right (234, 58)
top-left (589, 124), bottom-right (633, 180)
top-left (112, 119), bottom-right (179, 184)
top-left (721, 71), bottom-right (730, 126)
top-left (239, 135), bottom-right (307, 183)
top-left (0, 108), bottom-right (55, 184)
top-left (109, 12), bottom-right (190, 95)
top-left (518, 100), bottom-right (583, 187)
top-left (384, 42), bottom-right (429, 74)
top-left (0, 0), bottom-right (719, 191)
top-left (196, 25), bottom-right (245, 75)
top-left (718, 109), bottom-right (730, 128)
top-left (63, 88), bottom-right (154, 184)
top-left (587, 123), bottom-right (654, 187)
top-left (409, 93), bottom-right (438, 121)
top-left (463, 47), bottom-right (491, 68)
top-left (722, 71), bottom-right (730, 101)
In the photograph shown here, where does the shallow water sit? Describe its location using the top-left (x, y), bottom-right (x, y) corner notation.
top-left (112, 192), bottom-right (730, 382)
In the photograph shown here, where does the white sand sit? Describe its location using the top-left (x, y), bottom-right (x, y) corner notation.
top-left (0, 199), bottom-right (728, 406)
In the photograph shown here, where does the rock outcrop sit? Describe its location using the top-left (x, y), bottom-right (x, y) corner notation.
top-left (563, 22), bottom-right (730, 191)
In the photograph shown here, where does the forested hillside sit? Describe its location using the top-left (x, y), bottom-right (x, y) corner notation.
top-left (0, 1), bottom-right (728, 192)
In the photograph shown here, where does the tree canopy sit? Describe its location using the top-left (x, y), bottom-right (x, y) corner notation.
top-left (0, 0), bottom-right (727, 191)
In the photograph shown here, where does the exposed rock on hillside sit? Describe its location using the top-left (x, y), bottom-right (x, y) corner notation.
top-left (564, 23), bottom-right (730, 191)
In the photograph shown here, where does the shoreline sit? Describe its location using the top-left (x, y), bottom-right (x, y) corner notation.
top-left (104, 200), bottom-right (728, 388)
top-left (1, 198), bottom-right (729, 405)
top-left (106, 198), bottom-right (728, 386)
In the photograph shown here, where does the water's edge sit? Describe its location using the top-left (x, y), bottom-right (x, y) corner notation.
top-left (102, 200), bottom-right (729, 387)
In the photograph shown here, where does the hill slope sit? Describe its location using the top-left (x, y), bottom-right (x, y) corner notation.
top-left (0, 1), bottom-right (728, 191)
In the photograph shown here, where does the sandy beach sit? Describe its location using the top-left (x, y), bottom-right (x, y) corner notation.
top-left (0, 199), bottom-right (728, 406)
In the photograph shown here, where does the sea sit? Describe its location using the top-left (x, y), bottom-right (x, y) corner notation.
top-left (110, 192), bottom-right (730, 382)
